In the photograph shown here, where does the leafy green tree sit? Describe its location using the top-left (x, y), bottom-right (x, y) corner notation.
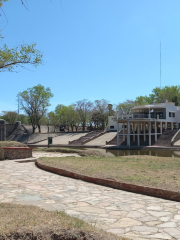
top-left (39, 115), bottom-right (49, 126)
top-left (66, 105), bottom-right (80, 132)
top-left (135, 96), bottom-right (153, 105)
top-left (116, 100), bottom-right (135, 114)
top-left (135, 85), bottom-right (180, 106)
top-left (18, 114), bottom-right (29, 124)
top-left (19, 84), bottom-right (53, 133)
top-left (0, 1), bottom-right (43, 72)
top-left (55, 104), bottom-right (68, 130)
top-left (0, 111), bottom-right (17, 123)
top-left (107, 104), bottom-right (114, 116)
top-left (156, 86), bottom-right (180, 105)
top-left (0, 43), bottom-right (43, 72)
top-left (91, 99), bottom-right (109, 130)
top-left (74, 100), bottom-right (93, 131)
top-left (55, 104), bottom-right (80, 132)
top-left (48, 111), bottom-right (59, 132)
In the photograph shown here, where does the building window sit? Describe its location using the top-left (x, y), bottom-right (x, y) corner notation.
top-left (169, 112), bottom-right (175, 117)
top-left (110, 126), bottom-right (114, 129)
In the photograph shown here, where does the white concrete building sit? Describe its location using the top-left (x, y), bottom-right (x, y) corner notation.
top-left (108, 114), bottom-right (133, 131)
top-left (109, 102), bottom-right (180, 147)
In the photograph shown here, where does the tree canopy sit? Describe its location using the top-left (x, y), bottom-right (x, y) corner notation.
top-left (116, 100), bottom-right (135, 115)
top-left (91, 99), bottom-right (109, 130)
top-left (74, 100), bottom-right (93, 131)
top-left (0, 0), bottom-right (25, 7)
top-left (19, 84), bottom-right (53, 133)
top-left (135, 86), bottom-right (180, 106)
top-left (0, 0), bottom-right (8, 7)
top-left (0, 0), bottom-right (43, 72)
top-left (0, 43), bottom-right (43, 72)
top-left (0, 111), bottom-right (17, 123)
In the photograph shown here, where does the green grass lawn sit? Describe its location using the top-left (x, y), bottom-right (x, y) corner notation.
top-left (38, 155), bottom-right (180, 192)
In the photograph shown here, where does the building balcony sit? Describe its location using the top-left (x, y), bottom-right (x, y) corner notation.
top-left (133, 113), bottom-right (165, 119)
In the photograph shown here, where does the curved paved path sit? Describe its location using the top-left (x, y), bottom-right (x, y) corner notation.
top-left (1, 160), bottom-right (180, 240)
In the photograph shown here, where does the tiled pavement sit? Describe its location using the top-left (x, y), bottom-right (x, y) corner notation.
top-left (1, 159), bottom-right (180, 239)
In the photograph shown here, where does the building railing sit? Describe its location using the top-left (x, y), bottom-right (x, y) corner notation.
top-left (133, 113), bottom-right (165, 119)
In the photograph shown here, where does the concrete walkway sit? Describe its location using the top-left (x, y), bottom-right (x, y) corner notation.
top-left (174, 140), bottom-right (180, 146)
top-left (84, 132), bottom-right (117, 146)
top-left (1, 159), bottom-right (180, 239)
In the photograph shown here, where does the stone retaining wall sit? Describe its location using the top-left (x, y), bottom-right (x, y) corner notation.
top-left (4, 147), bottom-right (33, 160)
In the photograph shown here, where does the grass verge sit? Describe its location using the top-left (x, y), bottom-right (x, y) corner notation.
top-left (0, 203), bottom-right (124, 240)
top-left (38, 155), bottom-right (180, 192)
top-left (0, 141), bottom-right (28, 148)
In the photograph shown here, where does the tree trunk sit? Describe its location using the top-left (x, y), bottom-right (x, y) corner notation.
top-left (32, 126), bottom-right (36, 133)
top-left (38, 125), bottom-right (41, 132)
top-left (71, 124), bottom-right (74, 132)
top-left (102, 121), bottom-right (105, 130)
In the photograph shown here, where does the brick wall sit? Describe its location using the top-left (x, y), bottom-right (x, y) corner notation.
top-left (4, 147), bottom-right (33, 160)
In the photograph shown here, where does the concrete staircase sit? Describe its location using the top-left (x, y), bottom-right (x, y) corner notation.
top-left (69, 131), bottom-right (105, 145)
top-left (6, 125), bottom-right (31, 143)
top-left (106, 130), bottom-right (178, 147)
top-left (106, 130), bottom-right (126, 146)
top-left (153, 130), bottom-right (178, 147)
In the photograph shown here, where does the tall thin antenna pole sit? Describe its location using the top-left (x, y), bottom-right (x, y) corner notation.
top-left (160, 41), bottom-right (161, 89)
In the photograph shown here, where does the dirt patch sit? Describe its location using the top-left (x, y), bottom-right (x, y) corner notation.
top-left (1, 228), bottom-right (121, 240)
top-left (0, 203), bottom-right (123, 240)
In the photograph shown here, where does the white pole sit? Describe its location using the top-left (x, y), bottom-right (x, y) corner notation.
top-left (117, 115), bottom-right (119, 148)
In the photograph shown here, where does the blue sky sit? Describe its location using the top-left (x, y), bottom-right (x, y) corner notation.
top-left (1, 0), bottom-right (180, 113)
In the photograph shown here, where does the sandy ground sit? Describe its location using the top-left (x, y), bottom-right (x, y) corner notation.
top-left (33, 151), bottom-right (81, 158)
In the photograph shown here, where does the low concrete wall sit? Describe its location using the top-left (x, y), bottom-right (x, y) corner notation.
top-left (0, 119), bottom-right (6, 141)
top-left (6, 124), bottom-right (16, 137)
top-left (4, 147), bottom-right (33, 160)
top-left (171, 129), bottom-right (180, 146)
top-left (0, 147), bottom-right (4, 160)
